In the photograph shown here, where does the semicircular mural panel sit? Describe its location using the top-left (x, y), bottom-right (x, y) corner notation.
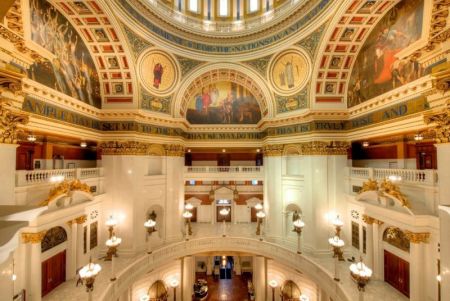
top-left (28, 0), bottom-right (101, 108)
top-left (347, 0), bottom-right (425, 108)
top-left (186, 81), bottom-right (262, 125)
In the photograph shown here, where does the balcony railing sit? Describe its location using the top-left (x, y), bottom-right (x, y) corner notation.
top-left (348, 167), bottom-right (437, 185)
top-left (184, 166), bottom-right (263, 173)
top-left (16, 167), bottom-right (104, 187)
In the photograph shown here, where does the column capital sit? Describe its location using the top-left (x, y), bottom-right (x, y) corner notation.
top-left (362, 214), bottom-right (376, 225)
top-left (100, 141), bottom-right (166, 156)
top-left (405, 231), bottom-right (430, 244)
top-left (21, 231), bottom-right (46, 244)
top-left (74, 215), bottom-right (87, 224)
top-left (0, 98), bottom-right (29, 144)
top-left (424, 108), bottom-right (449, 144)
top-left (164, 144), bottom-right (185, 157)
top-left (263, 144), bottom-right (284, 157)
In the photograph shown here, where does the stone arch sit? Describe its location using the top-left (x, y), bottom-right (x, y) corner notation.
top-left (283, 144), bottom-right (302, 156)
top-left (382, 227), bottom-right (410, 252)
top-left (281, 280), bottom-right (302, 300)
top-left (147, 280), bottom-right (168, 300)
top-left (41, 226), bottom-right (68, 253)
top-left (147, 144), bottom-right (166, 156)
top-left (173, 63), bottom-right (275, 120)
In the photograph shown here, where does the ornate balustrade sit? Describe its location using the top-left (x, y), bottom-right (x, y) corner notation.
top-left (184, 166), bottom-right (263, 173)
top-left (15, 167), bottom-right (104, 187)
top-left (348, 167), bottom-right (437, 186)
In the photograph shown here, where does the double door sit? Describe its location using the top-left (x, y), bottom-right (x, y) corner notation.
top-left (384, 250), bottom-right (409, 297)
top-left (42, 250), bottom-right (66, 297)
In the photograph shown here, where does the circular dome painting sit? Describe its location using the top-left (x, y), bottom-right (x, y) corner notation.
top-left (138, 49), bottom-right (179, 96)
top-left (269, 48), bottom-right (310, 96)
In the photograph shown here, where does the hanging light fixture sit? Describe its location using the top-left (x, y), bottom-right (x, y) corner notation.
top-left (27, 134), bottom-right (37, 142)
top-left (80, 141), bottom-right (88, 148)
top-left (349, 257), bottom-right (373, 292)
top-left (414, 133), bottom-right (424, 141)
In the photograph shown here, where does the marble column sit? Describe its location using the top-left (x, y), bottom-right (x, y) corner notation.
top-left (407, 232), bottom-right (429, 301)
top-left (372, 220), bottom-right (382, 279)
top-left (436, 143), bottom-right (450, 206)
top-left (440, 205), bottom-right (450, 301)
top-left (75, 215), bottom-right (87, 270)
top-left (22, 231), bottom-right (46, 301)
top-left (362, 215), bottom-right (374, 271)
top-left (182, 256), bottom-right (195, 301)
top-left (0, 143), bottom-right (18, 205)
top-left (263, 146), bottom-right (283, 242)
top-left (206, 256), bottom-right (213, 275)
top-left (253, 256), bottom-right (266, 301)
top-left (66, 219), bottom-right (78, 279)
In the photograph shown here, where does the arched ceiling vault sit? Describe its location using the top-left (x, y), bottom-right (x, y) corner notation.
top-left (48, 0), bottom-right (137, 105)
top-left (312, 0), bottom-right (399, 106)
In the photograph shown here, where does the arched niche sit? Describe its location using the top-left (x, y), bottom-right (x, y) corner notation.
top-left (383, 227), bottom-right (410, 252)
top-left (147, 205), bottom-right (164, 240)
top-left (281, 280), bottom-right (302, 301)
top-left (41, 226), bottom-right (68, 253)
top-left (147, 280), bottom-right (168, 301)
top-left (285, 204), bottom-right (302, 239)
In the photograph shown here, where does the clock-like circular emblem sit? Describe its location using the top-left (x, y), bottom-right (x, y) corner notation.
top-left (137, 48), bottom-right (180, 97)
top-left (268, 47), bottom-right (311, 96)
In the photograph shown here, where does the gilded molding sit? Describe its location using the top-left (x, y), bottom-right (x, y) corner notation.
top-left (362, 214), bottom-right (375, 225)
top-left (359, 179), bottom-right (379, 194)
top-left (101, 141), bottom-right (152, 156)
top-left (405, 231), bottom-right (430, 244)
top-left (283, 141), bottom-right (350, 156)
top-left (424, 108), bottom-right (450, 143)
top-left (0, 98), bottom-right (28, 144)
top-left (263, 144), bottom-right (284, 156)
top-left (164, 144), bottom-right (185, 157)
top-left (21, 231), bottom-right (46, 244)
top-left (75, 215), bottom-right (87, 224)
top-left (380, 179), bottom-right (410, 208)
top-left (40, 180), bottom-right (91, 206)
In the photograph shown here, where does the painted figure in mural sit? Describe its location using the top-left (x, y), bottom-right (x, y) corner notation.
top-left (222, 92), bottom-right (234, 124)
top-left (153, 62), bottom-right (164, 89)
top-left (201, 87), bottom-right (212, 113)
top-left (210, 84), bottom-right (219, 104)
top-left (347, 0), bottom-right (424, 108)
top-left (29, 0), bottom-right (101, 108)
top-left (195, 94), bottom-right (203, 112)
top-left (284, 57), bottom-right (295, 88)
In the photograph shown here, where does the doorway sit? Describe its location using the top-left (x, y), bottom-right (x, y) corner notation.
top-left (42, 250), bottom-right (66, 297)
top-left (384, 250), bottom-right (409, 297)
top-left (216, 206), bottom-right (231, 222)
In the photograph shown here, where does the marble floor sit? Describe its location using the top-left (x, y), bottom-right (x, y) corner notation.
top-left (197, 274), bottom-right (251, 301)
top-left (42, 223), bottom-right (410, 301)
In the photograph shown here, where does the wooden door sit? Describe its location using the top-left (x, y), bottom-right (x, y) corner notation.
top-left (217, 206), bottom-right (231, 222)
top-left (250, 207), bottom-right (257, 222)
top-left (384, 250), bottom-right (409, 297)
top-left (42, 250), bottom-right (66, 297)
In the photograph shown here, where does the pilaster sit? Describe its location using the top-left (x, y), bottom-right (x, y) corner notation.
top-left (406, 231), bottom-right (430, 301)
top-left (253, 255), bottom-right (266, 301)
top-left (22, 231), bottom-right (46, 301)
top-left (182, 256), bottom-right (195, 301)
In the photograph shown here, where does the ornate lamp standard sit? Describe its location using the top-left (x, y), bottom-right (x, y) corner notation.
top-left (185, 203), bottom-right (194, 211)
top-left (105, 234), bottom-right (121, 281)
top-left (331, 215), bottom-right (344, 237)
top-left (219, 208), bottom-right (230, 237)
top-left (328, 235), bottom-right (345, 281)
top-left (254, 203), bottom-right (263, 211)
top-left (79, 258), bottom-right (101, 301)
top-left (256, 210), bottom-right (266, 241)
top-left (144, 218), bottom-right (156, 254)
top-left (268, 279), bottom-right (278, 301)
top-left (183, 211), bottom-right (193, 240)
top-left (170, 279), bottom-right (179, 301)
top-left (293, 218), bottom-right (305, 254)
top-left (350, 257), bottom-right (373, 301)
top-left (105, 215), bottom-right (117, 239)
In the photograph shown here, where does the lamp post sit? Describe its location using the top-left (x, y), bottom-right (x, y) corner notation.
top-left (105, 215), bottom-right (117, 239)
top-left (219, 208), bottom-right (230, 237)
top-left (79, 258), bottom-right (101, 301)
top-left (350, 257), bottom-right (373, 301)
top-left (144, 218), bottom-right (156, 254)
top-left (185, 203), bottom-right (194, 211)
top-left (328, 235), bottom-right (345, 281)
top-left (254, 203), bottom-right (263, 211)
top-left (268, 279), bottom-right (278, 301)
top-left (170, 279), bottom-right (179, 301)
top-left (256, 211), bottom-right (266, 241)
top-left (105, 233), bottom-right (121, 261)
top-left (183, 211), bottom-right (193, 240)
top-left (331, 215), bottom-right (343, 237)
top-left (293, 218), bottom-right (305, 254)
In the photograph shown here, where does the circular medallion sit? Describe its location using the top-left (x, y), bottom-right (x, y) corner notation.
top-left (268, 47), bottom-right (311, 96)
top-left (137, 49), bottom-right (179, 97)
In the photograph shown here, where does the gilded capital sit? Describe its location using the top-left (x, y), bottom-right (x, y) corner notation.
top-left (263, 144), bottom-right (284, 156)
top-left (362, 214), bottom-right (376, 225)
top-left (164, 144), bottom-right (185, 157)
top-left (424, 109), bottom-right (450, 144)
top-left (0, 98), bottom-right (28, 144)
top-left (360, 179), bottom-right (378, 194)
top-left (405, 231), bottom-right (430, 244)
top-left (22, 231), bottom-right (46, 244)
top-left (75, 215), bottom-right (87, 224)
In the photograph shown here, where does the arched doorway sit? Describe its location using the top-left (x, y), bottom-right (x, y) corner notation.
top-left (41, 226), bottom-right (67, 297)
top-left (147, 280), bottom-right (169, 301)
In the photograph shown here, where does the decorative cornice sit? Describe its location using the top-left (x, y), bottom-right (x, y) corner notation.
top-left (424, 108), bottom-right (450, 144)
top-left (164, 144), bottom-right (185, 157)
top-left (0, 98), bottom-right (28, 144)
top-left (100, 141), bottom-right (167, 156)
top-left (40, 180), bottom-right (92, 206)
top-left (75, 215), bottom-right (88, 224)
top-left (263, 144), bottom-right (284, 157)
top-left (22, 231), bottom-right (46, 244)
top-left (284, 141), bottom-right (350, 156)
top-left (405, 231), bottom-right (430, 244)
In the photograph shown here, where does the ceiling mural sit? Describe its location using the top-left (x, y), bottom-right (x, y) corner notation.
top-left (186, 81), bottom-right (262, 125)
top-left (276, 90), bottom-right (309, 114)
top-left (137, 49), bottom-right (180, 97)
top-left (28, 0), bottom-right (101, 108)
top-left (347, 0), bottom-right (426, 108)
top-left (122, 25), bottom-right (153, 60)
top-left (140, 91), bottom-right (171, 114)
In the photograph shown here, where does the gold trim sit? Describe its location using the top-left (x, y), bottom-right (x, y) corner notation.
top-left (40, 180), bottom-right (91, 206)
top-left (263, 144), bottom-right (284, 156)
top-left (362, 214), bottom-right (375, 225)
top-left (75, 215), bottom-right (87, 224)
top-left (100, 141), bottom-right (169, 156)
top-left (164, 144), bottom-right (185, 156)
top-left (22, 231), bottom-right (46, 244)
top-left (424, 108), bottom-right (450, 144)
top-left (405, 231), bottom-right (430, 244)
top-left (380, 179), bottom-right (410, 208)
top-left (0, 98), bottom-right (28, 144)
top-left (359, 179), bottom-right (378, 194)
